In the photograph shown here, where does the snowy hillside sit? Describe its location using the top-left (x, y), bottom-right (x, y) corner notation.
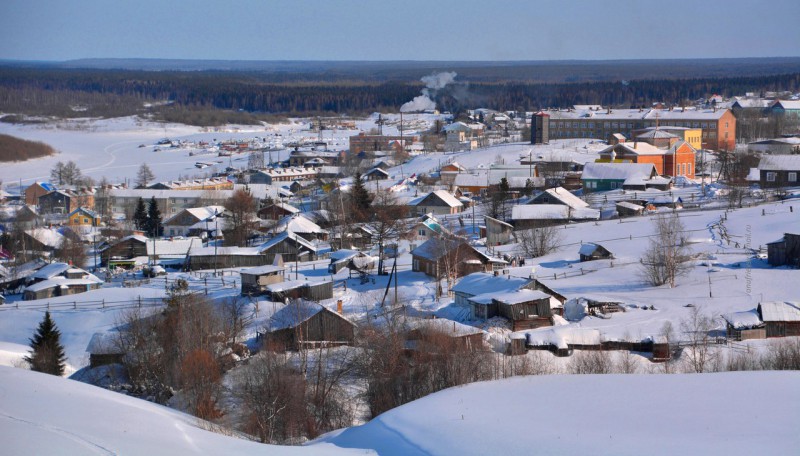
top-left (0, 366), bottom-right (363, 455)
top-left (319, 371), bottom-right (800, 455)
top-left (4, 365), bottom-right (797, 455)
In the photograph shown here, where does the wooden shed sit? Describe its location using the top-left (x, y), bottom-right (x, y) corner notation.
top-left (766, 233), bottom-right (800, 267)
top-left (86, 332), bottom-right (125, 368)
top-left (240, 264), bottom-right (285, 296)
top-left (492, 289), bottom-right (553, 331)
top-left (266, 279), bottom-right (334, 302)
top-left (721, 309), bottom-right (766, 341)
top-left (615, 201), bottom-right (645, 218)
top-left (758, 301), bottom-right (800, 338)
top-left (406, 318), bottom-right (485, 351)
top-left (265, 300), bottom-right (355, 350)
top-left (578, 243), bottom-right (614, 262)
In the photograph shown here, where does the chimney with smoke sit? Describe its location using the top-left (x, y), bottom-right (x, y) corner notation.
top-left (401, 71), bottom-right (457, 113)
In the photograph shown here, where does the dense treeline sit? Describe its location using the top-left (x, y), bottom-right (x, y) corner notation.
top-left (0, 133), bottom-right (55, 162)
top-left (1, 66), bottom-right (799, 122)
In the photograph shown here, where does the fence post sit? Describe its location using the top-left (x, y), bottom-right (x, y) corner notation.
top-left (74, 301), bottom-right (77, 309)
top-left (102, 299), bottom-right (105, 309)
top-left (138, 296), bottom-right (141, 308)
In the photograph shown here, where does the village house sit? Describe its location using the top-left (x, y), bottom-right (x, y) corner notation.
top-left (100, 235), bottom-right (200, 268)
top-left (525, 187), bottom-right (589, 209)
top-left (271, 213), bottom-right (328, 241)
top-left (511, 204), bottom-right (600, 230)
top-left (631, 126), bottom-right (703, 150)
top-left (257, 202), bottom-right (301, 221)
top-left (757, 155), bottom-right (800, 189)
top-left (404, 214), bottom-right (448, 244)
top-left (408, 190), bottom-right (463, 216)
top-left (23, 263), bottom-right (103, 300)
top-left (747, 137), bottom-right (800, 155)
top-left (444, 122), bottom-right (485, 152)
top-left (405, 318), bottom-right (486, 351)
top-left (767, 232), bottom-right (800, 267)
top-left (439, 161), bottom-right (467, 185)
top-left (162, 206), bottom-right (226, 238)
top-left (264, 300), bottom-right (355, 350)
top-left (327, 249), bottom-right (376, 275)
top-left (580, 162), bottom-right (666, 192)
top-left (22, 228), bottom-right (65, 256)
top-left (363, 167), bottom-right (389, 181)
top-left (725, 302), bottom-right (800, 339)
top-left (349, 133), bottom-right (412, 156)
top-left (450, 271), bottom-right (533, 316)
top-left (411, 238), bottom-right (504, 279)
top-left (24, 182), bottom-right (56, 206)
top-left (67, 207), bottom-right (102, 227)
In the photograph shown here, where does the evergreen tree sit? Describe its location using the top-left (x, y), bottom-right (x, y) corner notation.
top-left (349, 172), bottom-right (373, 221)
top-left (133, 197), bottom-right (148, 231)
top-left (25, 311), bottom-right (67, 376)
top-left (145, 196), bottom-right (162, 238)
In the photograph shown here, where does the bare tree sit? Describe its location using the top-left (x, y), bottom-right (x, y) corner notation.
top-left (54, 235), bottom-right (87, 267)
top-left (50, 161), bottom-right (82, 186)
top-left (680, 306), bottom-right (717, 373)
top-left (513, 223), bottom-right (562, 258)
top-left (568, 349), bottom-right (614, 374)
top-left (640, 213), bottom-right (692, 287)
top-left (136, 163), bottom-right (155, 188)
top-left (364, 190), bottom-right (409, 274)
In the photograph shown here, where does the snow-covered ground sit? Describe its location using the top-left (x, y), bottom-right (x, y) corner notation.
top-left (3, 365), bottom-right (796, 455)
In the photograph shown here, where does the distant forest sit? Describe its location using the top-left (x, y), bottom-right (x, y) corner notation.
top-left (0, 134), bottom-right (55, 162)
top-left (1, 59), bottom-right (799, 125)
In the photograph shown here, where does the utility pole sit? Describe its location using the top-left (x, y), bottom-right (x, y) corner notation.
top-left (213, 209), bottom-right (218, 277)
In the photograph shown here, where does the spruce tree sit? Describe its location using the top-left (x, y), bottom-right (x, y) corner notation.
top-left (146, 196), bottom-right (163, 238)
top-left (133, 197), bottom-right (148, 231)
top-left (349, 172), bottom-right (373, 221)
top-left (25, 311), bottom-right (67, 376)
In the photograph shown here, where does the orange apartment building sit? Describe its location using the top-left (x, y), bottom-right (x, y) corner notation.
top-left (597, 138), bottom-right (696, 179)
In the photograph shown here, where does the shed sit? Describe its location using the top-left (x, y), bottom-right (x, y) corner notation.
top-left (721, 309), bottom-right (766, 341)
top-left (579, 243), bottom-right (613, 262)
top-left (86, 332), bottom-right (125, 368)
top-left (615, 201), bottom-right (645, 218)
top-left (406, 318), bottom-right (485, 351)
top-left (265, 300), bottom-right (355, 350)
top-left (758, 301), bottom-right (800, 338)
top-left (766, 233), bottom-right (800, 267)
top-left (266, 279), bottom-right (334, 302)
top-left (240, 264), bottom-right (285, 296)
top-left (492, 289), bottom-right (554, 331)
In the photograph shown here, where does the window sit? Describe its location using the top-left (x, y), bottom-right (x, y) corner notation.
top-left (687, 164), bottom-right (692, 175)
top-left (610, 182), bottom-right (618, 189)
top-left (83, 218), bottom-right (89, 224)
top-left (789, 172), bottom-right (797, 182)
top-left (766, 172), bottom-right (777, 182)
top-left (418, 229), bottom-right (426, 236)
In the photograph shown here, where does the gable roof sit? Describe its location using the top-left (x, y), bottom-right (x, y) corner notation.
top-left (758, 301), bottom-right (800, 322)
top-left (511, 205), bottom-right (600, 221)
top-left (452, 272), bottom-right (532, 296)
top-left (67, 207), bottom-right (100, 218)
top-left (581, 162), bottom-right (657, 181)
top-left (529, 187), bottom-right (589, 209)
top-left (757, 155), bottom-right (800, 171)
top-left (410, 190), bottom-right (464, 208)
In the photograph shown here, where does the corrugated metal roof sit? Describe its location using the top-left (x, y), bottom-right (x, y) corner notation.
top-left (759, 301), bottom-right (800, 322)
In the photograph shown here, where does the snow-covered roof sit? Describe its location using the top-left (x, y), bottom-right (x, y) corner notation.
top-left (578, 243), bottom-right (603, 256)
top-left (86, 331), bottom-right (123, 355)
top-left (25, 276), bottom-right (102, 293)
top-left (452, 272), bottom-right (531, 296)
top-left (581, 162), bottom-right (657, 181)
top-left (31, 262), bottom-right (72, 280)
top-left (511, 205), bottom-right (600, 221)
top-left (602, 142), bottom-right (666, 156)
top-left (411, 190), bottom-right (464, 208)
top-left (757, 155), bottom-right (800, 171)
top-left (721, 309), bottom-right (764, 330)
top-left (268, 301), bottom-right (323, 331)
top-left (411, 238), bottom-right (486, 262)
top-left (453, 173), bottom-right (489, 188)
top-left (148, 237), bottom-right (200, 256)
top-left (491, 289), bottom-right (551, 305)
top-left (25, 228), bottom-right (65, 248)
top-left (533, 187), bottom-right (589, 209)
top-left (759, 301), bottom-right (800, 322)
top-left (257, 231), bottom-right (318, 253)
top-left (408, 318), bottom-right (485, 337)
top-left (616, 201), bottom-right (644, 210)
top-left (240, 265), bottom-right (284, 276)
top-left (273, 214), bottom-right (326, 235)
top-left (773, 100), bottom-right (800, 110)
top-left (545, 107), bottom-right (729, 121)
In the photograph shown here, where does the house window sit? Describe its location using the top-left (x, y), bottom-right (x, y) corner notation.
top-left (789, 172), bottom-right (797, 182)
top-left (687, 163), bottom-right (692, 175)
top-left (83, 218), bottom-right (89, 224)
top-left (418, 229), bottom-right (426, 236)
top-left (610, 182), bottom-right (617, 189)
top-left (412, 259), bottom-right (419, 270)
top-left (766, 172), bottom-right (777, 182)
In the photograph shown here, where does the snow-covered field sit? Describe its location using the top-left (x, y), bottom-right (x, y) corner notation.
top-left (2, 365), bottom-right (797, 455)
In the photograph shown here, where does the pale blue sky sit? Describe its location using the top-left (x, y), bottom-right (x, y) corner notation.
top-left (1, 0), bottom-right (798, 61)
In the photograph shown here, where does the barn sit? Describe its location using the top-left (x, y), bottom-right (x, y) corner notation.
top-left (721, 309), bottom-right (766, 341)
top-left (758, 301), bottom-right (800, 338)
top-left (240, 264), bottom-right (285, 296)
top-left (578, 243), bottom-right (613, 262)
top-left (265, 300), bottom-right (356, 350)
top-left (265, 279), bottom-right (334, 302)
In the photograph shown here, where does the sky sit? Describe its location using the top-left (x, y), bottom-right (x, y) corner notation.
top-left (1, 0), bottom-right (799, 62)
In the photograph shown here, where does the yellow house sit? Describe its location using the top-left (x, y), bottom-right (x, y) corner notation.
top-left (68, 207), bottom-right (101, 227)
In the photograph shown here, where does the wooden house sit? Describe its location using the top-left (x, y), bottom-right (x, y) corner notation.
top-left (23, 265), bottom-right (103, 300)
top-left (526, 187), bottom-right (589, 210)
top-left (578, 243), bottom-right (613, 262)
top-left (511, 204), bottom-right (600, 230)
top-left (162, 206), bottom-right (225, 238)
top-left (257, 202), bottom-right (300, 221)
top-left (37, 190), bottom-right (72, 215)
top-left (265, 300), bottom-right (355, 350)
top-left (67, 207), bottom-right (101, 227)
top-left (758, 301), bottom-right (800, 338)
top-left (101, 235), bottom-right (199, 267)
top-left (327, 250), bottom-right (376, 275)
top-left (364, 167), bottom-right (389, 181)
top-left (408, 190), bottom-right (463, 216)
top-left (25, 182), bottom-right (56, 206)
top-left (487, 289), bottom-right (554, 331)
top-left (240, 264), bottom-right (285, 296)
top-left (440, 161), bottom-right (467, 184)
top-left (757, 155), bottom-right (800, 189)
top-left (411, 238), bottom-right (504, 279)
top-left (451, 272), bottom-right (533, 314)
top-left (23, 228), bottom-right (65, 255)
top-left (615, 201), bottom-right (645, 217)
top-left (767, 233), bottom-right (800, 267)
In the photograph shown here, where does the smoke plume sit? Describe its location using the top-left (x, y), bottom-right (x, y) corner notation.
top-left (401, 71), bottom-right (457, 112)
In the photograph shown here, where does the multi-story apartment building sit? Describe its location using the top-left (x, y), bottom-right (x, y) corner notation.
top-left (543, 106), bottom-right (735, 151)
